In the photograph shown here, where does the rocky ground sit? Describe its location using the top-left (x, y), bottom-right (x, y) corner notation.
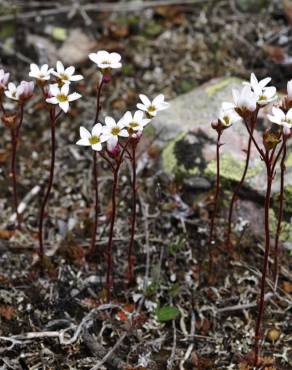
top-left (0, 1), bottom-right (291, 369)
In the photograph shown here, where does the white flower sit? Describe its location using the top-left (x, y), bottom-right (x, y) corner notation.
top-left (120, 110), bottom-right (151, 133)
top-left (46, 84), bottom-right (81, 113)
top-left (268, 107), bottom-right (292, 132)
top-left (287, 80), bottom-right (292, 100)
top-left (137, 94), bottom-right (169, 117)
top-left (51, 61), bottom-right (83, 84)
top-left (29, 64), bottom-right (53, 81)
top-left (244, 73), bottom-right (277, 105)
top-left (0, 69), bottom-right (9, 89)
top-left (102, 116), bottom-right (129, 151)
top-left (231, 86), bottom-right (258, 112)
top-left (5, 82), bottom-right (22, 101)
top-left (89, 50), bottom-right (122, 70)
top-left (76, 124), bottom-right (107, 151)
top-left (218, 106), bottom-right (241, 127)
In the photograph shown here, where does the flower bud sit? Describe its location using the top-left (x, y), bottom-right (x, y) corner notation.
top-left (107, 143), bottom-right (120, 157)
top-left (18, 81), bottom-right (34, 101)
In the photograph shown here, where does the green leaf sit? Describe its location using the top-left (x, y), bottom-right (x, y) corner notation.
top-left (156, 306), bottom-right (180, 322)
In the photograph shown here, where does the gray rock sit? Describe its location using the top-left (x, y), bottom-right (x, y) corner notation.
top-left (149, 77), bottom-right (292, 202)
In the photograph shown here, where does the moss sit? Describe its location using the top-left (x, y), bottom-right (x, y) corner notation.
top-left (204, 153), bottom-right (263, 183)
top-left (162, 133), bottom-right (186, 175)
top-left (205, 77), bottom-right (242, 97)
top-left (162, 133), bottom-right (199, 176)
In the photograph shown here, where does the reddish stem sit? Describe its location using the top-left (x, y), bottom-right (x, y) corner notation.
top-left (89, 150), bottom-right (99, 255)
top-left (105, 141), bottom-right (130, 301)
top-left (10, 128), bottom-right (21, 228)
top-left (10, 104), bottom-right (24, 229)
top-left (273, 138), bottom-right (287, 284)
top-left (106, 168), bottom-right (118, 301)
top-left (254, 155), bottom-right (273, 367)
top-left (127, 142), bottom-right (137, 285)
top-left (208, 130), bottom-right (222, 274)
top-left (226, 123), bottom-right (255, 250)
top-left (89, 79), bottom-right (104, 256)
top-left (38, 108), bottom-right (56, 271)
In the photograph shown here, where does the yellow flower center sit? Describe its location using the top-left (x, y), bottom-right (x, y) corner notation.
top-left (60, 74), bottom-right (69, 81)
top-left (148, 105), bottom-right (156, 113)
top-left (89, 136), bottom-right (100, 145)
top-left (129, 121), bottom-right (138, 128)
top-left (223, 116), bottom-right (230, 125)
top-left (111, 127), bottom-right (120, 135)
top-left (57, 94), bottom-right (68, 102)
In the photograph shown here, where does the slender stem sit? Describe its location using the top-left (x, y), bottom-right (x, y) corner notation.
top-left (208, 130), bottom-right (222, 274)
top-left (38, 108), bottom-right (56, 271)
top-left (9, 104), bottom-right (24, 229)
top-left (89, 151), bottom-right (99, 255)
top-left (10, 128), bottom-right (21, 228)
top-left (127, 142), bottom-right (137, 285)
top-left (106, 168), bottom-right (118, 301)
top-left (254, 158), bottom-right (273, 367)
top-left (273, 138), bottom-right (287, 285)
top-left (105, 141), bottom-right (130, 301)
top-left (243, 118), bottom-right (265, 160)
top-left (226, 122), bottom-right (255, 250)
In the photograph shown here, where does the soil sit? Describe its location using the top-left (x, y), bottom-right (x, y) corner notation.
top-left (0, 1), bottom-right (291, 369)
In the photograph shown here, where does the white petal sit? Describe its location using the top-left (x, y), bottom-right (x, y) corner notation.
top-left (119, 129), bottom-right (129, 137)
top-left (137, 103), bottom-right (147, 112)
top-left (110, 52), bottom-right (121, 62)
top-left (61, 84), bottom-right (69, 95)
top-left (70, 74), bottom-right (83, 81)
top-left (49, 84), bottom-right (60, 96)
top-left (105, 116), bottom-right (116, 128)
top-left (272, 107), bottom-right (285, 120)
top-left (65, 66), bottom-right (75, 76)
top-left (46, 97), bottom-right (58, 104)
top-left (68, 92), bottom-right (81, 102)
top-left (56, 61), bottom-right (64, 74)
top-left (141, 118), bottom-right (151, 126)
top-left (139, 94), bottom-right (151, 106)
top-left (97, 50), bottom-right (109, 59)
top-left (267, 114), bottom-right (281, 125)
top-left (76, 138), bottom-right (90, 146)
top-left (259, 77), bottom-right (271, 89)
top-left (88, 53), bottom-right (99, 64)
top-left (263, 86), bottom-right (276, 98)
top-left (122, 111), bottom-right (132, 124)
top-left (30, 63), bottom-right (39, 74)
top-left (92, 143), bottom-right (103, 151)
top-left (110, 62), bottom-right (122, 69)
top-left (107, 136), bottom-right (118, 151)
top-left (80, 126), bottom-right (91, 140)
top-left (134, 110), bottom-right (144, 121)
top-left (153, 94), bottom-right (164, 105)
top-left (100, 134), bottom-right (109, 143)
top-left (59, 101), bottom-right (69, 112)
top-left (92, 123), bottom-right (102, 136)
